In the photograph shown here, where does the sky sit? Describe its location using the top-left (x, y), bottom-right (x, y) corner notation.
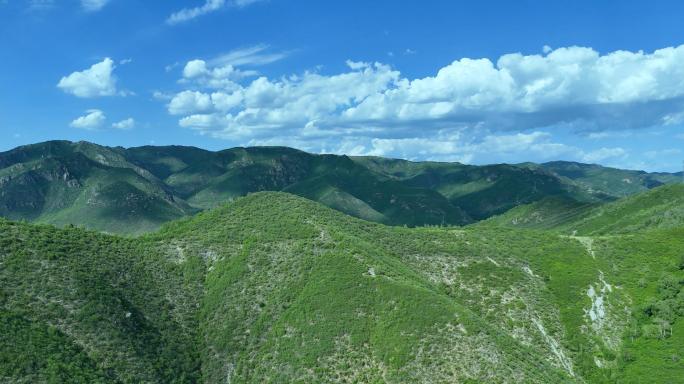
top-left (1, 0), bottom-right (684, 172)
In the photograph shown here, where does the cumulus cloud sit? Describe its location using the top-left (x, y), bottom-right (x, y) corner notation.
top-left (81, 0), bottom-right (110, 11)
top-left (168, 90), bottom-right (214, 115)
top-left (167, 44), bottom-right (684, 142)
top-left (70, 109), bottom-right (106, 130)
top-left (162, 44), bottom-right (684, 167)
top-left (57, 58), bottom-right (119, 98)
top-left (179, 60), bottom-right (249, 89)
top-left (112, 118), bottom-right (135, 130)
top-left (177, 46), bottom-right (286, 89)
top-left (167, 0), bottom-right (264, 24)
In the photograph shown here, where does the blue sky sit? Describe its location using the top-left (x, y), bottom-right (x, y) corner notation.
top-left (1, 0), bottom-right (684, 171)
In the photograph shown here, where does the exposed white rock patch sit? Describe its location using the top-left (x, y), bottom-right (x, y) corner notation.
top-left (522, 265), bottom-right (538, 278)
top-left (531, 317), bottom-right (575, 377)
top-left (486, 257), bottom-right (500, 267)
top-left (571, 236), bottom-right (595, 259)
top-left (585, 271), bottom-right (612, 328)
top-left (594, 356), bottom-right (603, 368)
top-left (457, 323), bottom-right (468, 334)
top-left (165, 243), bottom-right (188, 264)
top-left (582, 270), bottom-right (628, 355)
top-left (367, 267), bottom-right (376, 277)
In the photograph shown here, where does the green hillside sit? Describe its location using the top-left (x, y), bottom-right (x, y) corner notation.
top-left (481, 183), bottom-right (684, 235)
top-left (2, 192), bottom-right (683, 382)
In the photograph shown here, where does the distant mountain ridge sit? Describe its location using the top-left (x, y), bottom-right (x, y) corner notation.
top-left (0, 140), bottom-right (679, 234)
top-left (523, 160), bottom-right (682, 197)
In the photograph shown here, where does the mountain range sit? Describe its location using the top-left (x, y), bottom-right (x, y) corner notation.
top-left (1, 140), bottom-right (680, 234)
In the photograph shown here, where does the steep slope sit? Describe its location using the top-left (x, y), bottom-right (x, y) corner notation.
top-left (481, 183), bottom-right (684, 235)
top-left (0, 141), bottom-right (195, 234)
top-left (3, 192), bottom-right (683, 382)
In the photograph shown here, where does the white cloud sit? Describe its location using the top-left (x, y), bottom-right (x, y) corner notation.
top-left (663, 110), bottom-right (684, 126)
top-left (210, 44), bottom-right (289, 67)
top-left (166, 44), bottom-right (684, 143)
top-left (581, 147), bottom-right (627, 163)
top-left (644, 148), bottom-right (682, 158)
top-left (168, 89), bottom-right (247, 115)
top-left (70, 109), bottom-right (106, 130)
top-left (153, 90), bottom-right (174, 101)
top-left (586, 131), bottom-right (633, 140)
top-left (359, 131), bottom-right (581, 163)
top-left (179, 61), bottom-right (251, 90)
top-left (183, 59), bottom-right (208, 78)
top-left (165, 62), bottom-right (181, 73)
top-left (168, 90), bottom-right (213, 115)
top-left (176, 44), bottom-right (289, 88)
top-left (246, 128), bottom-right (630, 168)
top-left (112, 118), bottom-right (135, 130)
top-left (161, 44), bottom-right (684, 169)
top-left (81, 0), bottom-right (110, 11)
top-left (176, 46), bottom-right (286, 89)
top-left (167, 0), bottom-right (264, 24)
top-left (57, 58), bottom-right (119, 98)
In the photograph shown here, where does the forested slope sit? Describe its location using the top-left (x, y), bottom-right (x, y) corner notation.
top-left (2, 192), bottom-right (683, 382)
